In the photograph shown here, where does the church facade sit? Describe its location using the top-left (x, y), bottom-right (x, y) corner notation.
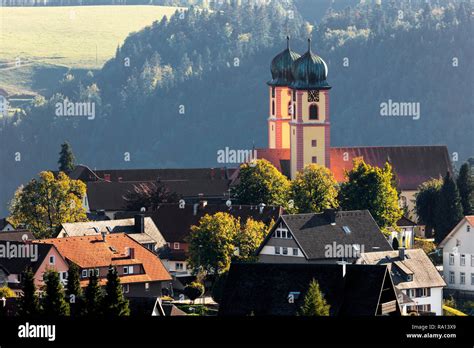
top-left (258, 37), bottom-right (452, 221)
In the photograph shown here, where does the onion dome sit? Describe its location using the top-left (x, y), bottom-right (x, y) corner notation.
top-left (291, 38), bottom-right (331, 90)
top-left (267, 37), bottom-right (301, 87)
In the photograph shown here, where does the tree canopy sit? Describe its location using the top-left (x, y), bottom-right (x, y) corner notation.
top-left (299, 279), bottom-right (330, 316)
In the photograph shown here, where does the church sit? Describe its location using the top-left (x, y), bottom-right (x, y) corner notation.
top-left (256, 37), bottom-right (452, 219)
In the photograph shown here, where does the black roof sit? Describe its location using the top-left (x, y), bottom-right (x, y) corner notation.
top-left (0, 241), bottom-right (54, 275)
top-left (258, 210), bottom-right (392, 260)
top-left (219, 263), bottom-right (397, 316)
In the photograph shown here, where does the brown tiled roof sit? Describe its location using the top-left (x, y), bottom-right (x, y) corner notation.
top-left (0, 230), bottom-right (34, 242)
top-left (34, 234), bottom-right (171, 283)
top-left (359, 249), bottom-right (446, 289)
top-left (256, 148), bottom-right (291, 173)
top-left (330, 145), bottom-right (452, 190)
top-left (396, 216), bottom-right (418, 227)
top-left (116, 203), bottom-right (282, 243)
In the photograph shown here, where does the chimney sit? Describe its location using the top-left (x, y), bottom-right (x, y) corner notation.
top-left (258, 203), bottom-right (266, 214)
top-left (193, 203), bottom-right (199, 216)
top-left (337, 260), bottom-right (347, 277)
top-left (220, 167), bottom-right (226, 179)
top-left (101, 231), bottom-right (107, 241)
top-left (134, 214), bottom-right (145, 233)
top-left (398, 247), bottom-right (406, 260)
top-left (323, 209), bottom-right (337, 225)
top-left (210, 168), bottom-right (215, 180)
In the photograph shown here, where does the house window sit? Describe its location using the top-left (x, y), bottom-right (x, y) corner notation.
top-left (311, 156), bottom-right (317, 164)
top-left (460, 272), bottom-right (466, 285)
top-left (292, 248), bottom-right (298, 256)
top-left (82, 270), bottom-right (88, 278)
top-left (175, 263), bottom-right (184, 271)
top-left (145, 282), bottom-right (150, 291)
top-left (311, 140), bottom-right (317, 147)
top-left (123, 266), bottom-right (134, 275)
top-left (471, 273), bottom-right (474, 285)
top-left (275, 246), bottom-right (281, 255)
top-left (415, 288), bottom-right (430, 297)
top-left (467, 225), bottom-right (471, 232)
top-left (49, 256), bottom-right (55, 265)
top-left (449, 271), bottom-right (455, 284)
top-left (122, 284), bottom-right (129, 294)
top-left (449, 253), bottom-right (454, 265)
top-left (309, 104), bottom-right (318, 120)
top-left (461, 254), bottom-right (466, 266)
top-left (282, 247), bottom-right (288, 255)
top-left (173, 242), bottom-right (180, 250)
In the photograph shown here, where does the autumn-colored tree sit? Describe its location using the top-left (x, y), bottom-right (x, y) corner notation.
top-left (338, 159), bottom-right (402, 229)
top-left (291, 164), bottom-right (339, 213)
top-left (188, 212), bottom-right (240, 276)
top-left (234, 218), bottom-right (269, 262)
top-left (9, 171), bottom-right (87, 238)
top-left (232, 159), bottom-right (290, 207)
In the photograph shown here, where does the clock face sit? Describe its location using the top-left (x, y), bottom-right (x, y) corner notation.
top-left (308, 90), bottom-right (319, 102)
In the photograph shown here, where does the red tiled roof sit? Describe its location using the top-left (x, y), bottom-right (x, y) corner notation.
top-left (34, 234), bottom-right (171, 283)
top-left (466, 216), bottom-right (474, 225)
top-left (256, 148), bottom-right (290, 172)
top-left (330, 146), bottom-right (452, 190)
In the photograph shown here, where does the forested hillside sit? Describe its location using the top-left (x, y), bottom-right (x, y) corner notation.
top-left (0, 0), bottom-right (472, 215)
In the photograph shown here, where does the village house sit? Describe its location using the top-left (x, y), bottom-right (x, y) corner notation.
top-left (257, 209), bottom-right (392, 264)
top-left (438, 216), bottom-right (474, 297)
top-left (219, 262), bottom-right (400, 316)
top-left (358, 248), bottom-right (446, 315)
top-left (35, 233), bottom-right (172, 298)
top-left (116, 202), bottom-right (282, 279)
top-left (0, 241), bottom-right (69, 296)
top-left (387, 216), bottom-right (418, 250)
top-left (56, 215), bottom-right (167, 254)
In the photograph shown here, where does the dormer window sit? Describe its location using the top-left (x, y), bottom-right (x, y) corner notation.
top-left (406, 274), bottom-right (413, 282)
top-left (274, 224), bottom-right (291, 239)
top-left (342, 226), bottom-right (351, 234)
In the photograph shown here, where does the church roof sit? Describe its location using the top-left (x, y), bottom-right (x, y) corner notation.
top-left (268, 37), bottom-right (301, 87)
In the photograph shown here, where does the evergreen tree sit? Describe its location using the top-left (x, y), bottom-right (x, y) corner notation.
top-left (299, 279), bottom-right (330, 316)
top-left (338, 159), bottom-right (402, 229)
top-left (83, 272), bottom-right (103, 316)
top-left (102, 266), bottom-right (130, 316)
top-left (18, 267), bottom-right (41, 317)
top-left (42, 270), bottom-right (70, 316)
top-left (58, 142), bottom-right (75, 173)
top-left (456, 162), bottom-right (473, 215)
top-left (66, 263), bottom-right (82, 316)
top-left (434, 172), bottom-right (464, 244)
top-left (415, 178), bottom-right (442, 238)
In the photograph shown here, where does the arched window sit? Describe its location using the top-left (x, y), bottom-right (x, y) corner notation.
top-left (272, 101), bottom-right (275, 116)
top-left (309, 104), bottom-right (318, 120)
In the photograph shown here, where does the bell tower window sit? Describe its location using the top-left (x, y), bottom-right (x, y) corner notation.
top-left (309, 104), bottom-right (318, 120)
top-left (271, 87), bottom-right (275, 98)
top-left (272, 100), bottom-right (275, 116)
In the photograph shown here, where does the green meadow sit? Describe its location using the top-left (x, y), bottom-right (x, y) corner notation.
top-left (0, 5), bottom-right (182, 94)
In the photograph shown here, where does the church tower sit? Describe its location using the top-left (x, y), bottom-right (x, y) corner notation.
top-left (289, 39), bottom-right (331, 179)
top-left (267, 37), bottom-right (301, 150)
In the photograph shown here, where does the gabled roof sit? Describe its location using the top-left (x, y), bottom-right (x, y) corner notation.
top-left (0, 230), bottom-right (35, 242)
top-left (330, 145), bottom-right (452, 191)
top-left (438, 215), bottom-right (473, 248)
top-left (0, 241), bottom-right (56, 275)
top-left (258, 210), bottom-right (392, 260)
top-left (59, 217), bottom-right (166, 248)
top-left (0, 218), bottom-right (14, 230)
top-left (218, 263), bottom-right (397, 316)
top-left (34, 234), bottom-right (171, 284)
top-left (359, 249), bottom-right (446, 289)
top-left (396, 216), bottom-right (418, 227)
top-left (116, 203), bottom-right (282, 243)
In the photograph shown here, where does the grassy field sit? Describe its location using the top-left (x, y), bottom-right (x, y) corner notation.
top-left (0, 5), bottom-right (182, 94)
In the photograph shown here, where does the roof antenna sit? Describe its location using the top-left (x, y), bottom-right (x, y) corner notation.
top-left (286, 35), bottom-right (290, 49)
top-left (308, 38), bottom-right (312, 53)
